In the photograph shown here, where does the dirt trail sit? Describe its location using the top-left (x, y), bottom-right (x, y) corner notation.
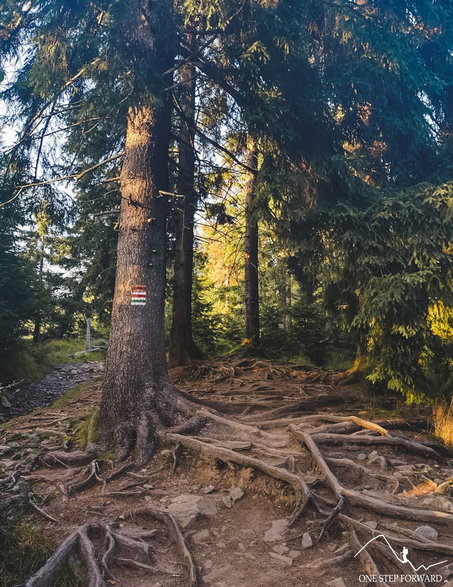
top-left (1, 359), bottom-right (452, 587)
top-left (0, 362), bottom-right (104, 420)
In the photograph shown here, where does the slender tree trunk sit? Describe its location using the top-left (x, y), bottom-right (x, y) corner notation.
top-left (169, 61), bottom-right (204, 367)
top-left (244, 147), bottom-right (260, 348)
top-left (285, 275), bottom-right (292, 332)
top-left (33, 254), bottom-right (44, 343)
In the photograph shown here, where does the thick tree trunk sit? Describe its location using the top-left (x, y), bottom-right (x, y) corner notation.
top-left (169, 62), bottom-right (204, 367)
top-left (100, 104), bottom-right (175, 461)
top-left (244, 148), bottom-right (260, 348)
top-left (100, 1), bottom-right (192, 462)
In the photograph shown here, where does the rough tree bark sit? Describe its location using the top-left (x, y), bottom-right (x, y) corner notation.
top-left (244, 147), bottom-right (260, 348)
top-left (169, 60), bottom-right (205, 367)
top-left (100, 0), bottom-right (191, 463)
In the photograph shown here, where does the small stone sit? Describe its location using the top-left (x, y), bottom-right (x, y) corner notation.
top-left (269, 552), bottom-right (293, 566)
top-left (230, 487), bottom-right (245, 503)
top-left (367, 450), bottom-right (378, 461)
top-left (204, 485), bottom-right (215, 494)
top-left (0, 396), bottom-right (11, 409)
top-left (88, 506), bottom-right (103, 513)
top-left (166, 494), bottom-right (218, 529)
top-left (238, 542), bottom-right (246, 551)
top-left (222, 496), bottom-right (232, 509)
top-left (272, 543), bottom-right (289, 555)
top-left (301, 532), bottom-right (313, 548)
top-left (192, 529), bottom-right (210, 544)
top-left (216, 541), bottom-right (227, 549)
top-left (364, 521), bottom-right (378, 529)
top-left (357, 453), bottom-right (367, 461)
top-left (395, 464), bottom-right (414, 473)
top-left (335, 544), bottom-right (350, 555)
top-left (204, 566), bottom-right (231, 584)
top-left (414, 525), bottom-right (438, 541)
top-left (118, 514), bottom-right (125, 520)
top-left (204, 560), bottom-right (213, 570)
top-left (326, 579), bottom-right (347, 587)
top-left (288, 550), bottom-right (301, 560)
top-left (432, 496), bottom-right (453, 512)
top-left (229, 487), bottom-right (245, 502)
top-left (263, 519), bottom-right (289, 543)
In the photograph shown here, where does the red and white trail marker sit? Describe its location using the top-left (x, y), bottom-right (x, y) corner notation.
top-left (131, 285), bottom-right (147, 306)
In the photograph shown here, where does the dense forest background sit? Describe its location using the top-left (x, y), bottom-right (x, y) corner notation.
top-left (0, 0), bottom-right (452, 422)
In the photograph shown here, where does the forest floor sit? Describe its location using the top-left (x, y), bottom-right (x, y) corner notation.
top-left (1, 359), bottom-right (452, 587)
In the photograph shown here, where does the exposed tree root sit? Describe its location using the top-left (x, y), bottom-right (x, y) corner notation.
top-left (347, 527), bottom-right (390, 587)
top-left (68, 459), bottom-right (104, 493)
top-left (371, 540), bottom-right (426, 587)
top-left (4, 361), bottom-right (451, 586)
top-left (130, 506), bottom-right (198, 586)
top-left (292, 428), bottom-right (445, 461)
top-left (25, 510), bottom-right (198, 587)
top-left (25, 523), bottom-right (104, 587)
top-left (41, 451), bottom-right (94, 468)
top-left (339, 515), bottom-right (453, 558)
top-left (294, 427), bottom-right (453, 526)
top-left (166, 432), bottom-right (312, 523)
top-left (305, 417), bottom-right (423, 434)
top-left (28, 493), bottom-right (58, 523)
top-left (239, 392), bottom-right (361, 421)
top-left (196, 409), bottom-right (288, 446)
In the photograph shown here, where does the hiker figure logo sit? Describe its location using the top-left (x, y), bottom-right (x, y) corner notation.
top-left (355, 534), bottom-right (449, 583)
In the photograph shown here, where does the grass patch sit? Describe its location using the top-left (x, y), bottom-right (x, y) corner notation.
top-left (43, 339), bottom-right (106, 368)
top-left (287, 355), bottom-right (315, 369)
top-left (322, 349), bottom-right (355, 371)
top-left (75, 407), bottom-right (100, 449)
top-left (0, 517), bottom-right (84, 586)
top-left (0, 518), bottom-right (55, 586)
top-left (433, 397), bottom-right (453, 446)
top-left (51, 379), bottom-right (100, 409)
top-left (0, 339), bottom-right (106, 389)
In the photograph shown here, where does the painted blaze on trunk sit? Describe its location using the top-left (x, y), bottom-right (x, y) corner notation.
top-left (100, 103), bottom-right (176, 461)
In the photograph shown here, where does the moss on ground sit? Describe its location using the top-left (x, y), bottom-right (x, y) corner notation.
top-left (51, 379), bottom-right (101, 409)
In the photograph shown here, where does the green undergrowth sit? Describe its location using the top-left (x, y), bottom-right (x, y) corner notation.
top-left (43, 339), bottom-right (106, 367)
top-left (0, 339), bottom-right (106, 389)
top-left (0, 518), bottom-right (55, 586)
top-left (0, 515), bottom-right (83, 586)
top-left (51, 379), bottom-right (100, 409)
top-left (75, 407), bottom-right (100, 449)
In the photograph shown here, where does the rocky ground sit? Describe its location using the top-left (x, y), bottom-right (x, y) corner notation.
top-left (0, 362), bottom-right (104, 420)
top-left (1, 359), bottom-right (452, 587)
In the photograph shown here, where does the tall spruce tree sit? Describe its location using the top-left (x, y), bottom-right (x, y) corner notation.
top-left (1, 0), bottom-right (329, 460)
top-left (169, 59), bottom-right (205, 367)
